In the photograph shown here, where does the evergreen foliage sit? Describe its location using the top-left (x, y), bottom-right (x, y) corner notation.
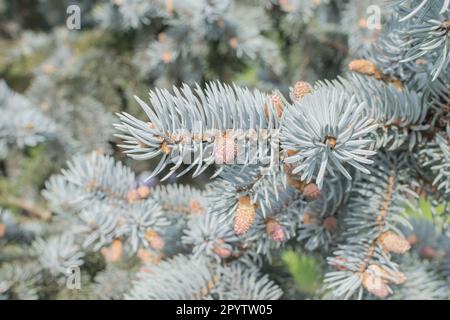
top-left (0, 0), bottom-right (448, 300)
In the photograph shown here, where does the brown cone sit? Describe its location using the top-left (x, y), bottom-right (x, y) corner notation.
top-left (362, 270), bottom-right (392, 298)
top-left (145, 230), bottom-right (164, 250)
top-left (234, 196), bottom-right (256, 235)
top-left (348, 59), bottom-right (381, 79)
top-left (292, 81), bottom-right (312, 101)
top-left (265, 218), bottom-right (285, 242)
top-left (101, 239), bottom-right (123, 262)
top-left (378, 231), bottom-right (411, 254)
top-left (303, 183), bottom-right (321, 201)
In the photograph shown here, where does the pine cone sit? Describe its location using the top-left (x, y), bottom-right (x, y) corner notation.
top-left (292, 81), bottom-right (312, 101)
top-left (234, 196), bottom-right (256, 235)
top-left (212, 239), bottom-right (232, 258)
top-left (137, 185), bottom-right (151, 199)
top-left (303, 183), bottom-right (321, 201)
top-left (101, 239), bottom-right (123, 262)
top-left (265, 218), bottom-right (285, 242)
top-left (378, 231), bottom-right (411, 254)
top-left (264, 93), bottom-right (284, 119)
top-left (362, 270), bottom-right (392, 298)
top-left (420, 246), bottom-right (436, 260)
top-left (145, 230), bottom-right (165, 250)
top-left (348, 59), bottom-right (382, 79)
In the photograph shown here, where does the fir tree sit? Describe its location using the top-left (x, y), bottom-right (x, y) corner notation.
top-left (0, 0), bottom-right (448, 300)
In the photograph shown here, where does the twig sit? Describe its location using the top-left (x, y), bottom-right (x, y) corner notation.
top-left (2, 195), bottom-right (52, 220)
